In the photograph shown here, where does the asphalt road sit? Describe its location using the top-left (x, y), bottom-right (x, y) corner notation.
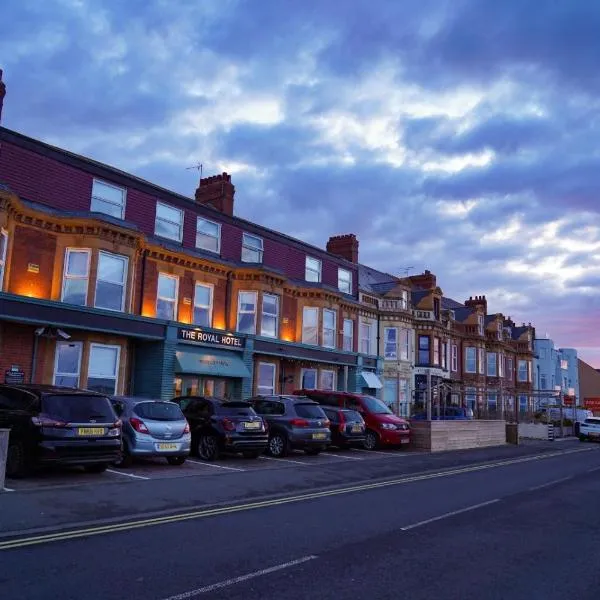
top-left (1, 443), bottom-right (599, 600)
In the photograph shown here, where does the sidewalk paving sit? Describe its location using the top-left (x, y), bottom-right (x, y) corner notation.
top-left (0, 440), bottom-right (583, 537)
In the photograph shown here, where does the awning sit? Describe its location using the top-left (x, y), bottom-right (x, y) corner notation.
top-left (360, 371), bottom-right (383, 389)
top-left (175, 349), bottom-right (251, 378)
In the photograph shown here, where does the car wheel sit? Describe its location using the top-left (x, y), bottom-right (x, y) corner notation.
top-left (166, 456), bottom-right (186, 466)
top-left (198, 434), bottom-right (220, 461)
top-left (268, 433), bottom-right (289, 458)
top-left (242, 451), bottom-right (262, 459)
top-left (84, 463), bottom-right (108, 474)
top-left (304, 448), bottom-right (321, 456)
top-left (6, 441), bottom-right (28, 479)
top-left (113, 444), bottom-right (132, 468)
top-left (364, 430), bottom-right (379, 450)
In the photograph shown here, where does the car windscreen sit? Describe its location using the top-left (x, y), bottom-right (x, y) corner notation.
top-left (295, 403), bottom-right (326, 419)
top-left (341, 409), bottom-right (362, 422)
top-left (584, 418), bottom-right (600, 425)
top-left (41, 395), bottom-right (115, 423)
top-left (216, 403), bottom-right (255, 416)
top-left (360, 395), bottom-right (393, 414)
top-left (134, 402), bottom-right (184, 421)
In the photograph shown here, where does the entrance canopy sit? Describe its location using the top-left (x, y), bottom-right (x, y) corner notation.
top-left (360, 371), bottom-right (383, 389)
top-left (175, 349), bottom-right (251, 378)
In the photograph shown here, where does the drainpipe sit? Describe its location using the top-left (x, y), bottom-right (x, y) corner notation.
top-left (30, 333), bottom-right (39, 384)
top-left (225, 271), bottom-right (233, 330)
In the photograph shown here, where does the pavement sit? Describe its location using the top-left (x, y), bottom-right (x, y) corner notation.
top-left (1, 439), bottom-right (599, 599)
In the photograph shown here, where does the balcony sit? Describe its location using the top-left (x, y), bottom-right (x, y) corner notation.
top-left (380, 299), bottom-right (410, 313)
top-left (413, 310), bottom-right (435, 321)
top-left (464, 325), bottom-right (483, 336)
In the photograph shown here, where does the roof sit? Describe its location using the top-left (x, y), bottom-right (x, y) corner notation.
top-left (411, 290), bottom-right (428, 305)
top-left (452, 306), bottom-right (474, 322)
top-left (442, 297), bottom-right (464, 310)
top-left (357, 263), bottom-right (399, 294)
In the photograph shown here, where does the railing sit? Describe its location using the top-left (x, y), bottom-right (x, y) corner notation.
top-left (413, 310), bottom-right (434, 320)
top-left (380, 299), bottom-right (410, 312)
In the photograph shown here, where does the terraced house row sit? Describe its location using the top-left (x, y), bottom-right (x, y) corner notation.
top-left (0, 94), bottom-right (536, 417)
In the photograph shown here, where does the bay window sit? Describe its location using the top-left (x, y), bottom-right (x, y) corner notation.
top-left (400, 328), bottom-right (410, 361)
top-left (465, 347), bottom-right (476, 373)
top-left (62, 248), bottom-right (90, 306)
top-left (518, 360), bottom-right (528, 382)
top-left (95, 251), bottom-right (128, 312)
top-left (156, 273), bottom-right (178, 320)
top-left (261, 294), bottom-right (279, 338)
top-left (487, 352), bottom-right (497, 376)
top-left (418, 336), bottom-right (430, 365)
top-left (237, 291), bottom-right (258, 334)
top-left (193, 283), bottom-right (213, 326)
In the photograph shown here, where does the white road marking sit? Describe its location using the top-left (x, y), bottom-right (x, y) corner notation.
top-left (528, 476), bottom-right (572, 491)
top-left (401, 499), bottom-right (501, 531)
top-left (260, 456), bottom-right (310, 466)
top-left (587, 466), bottom-right (600, 473)
top-left (321, 452), bottom-right (363, 460)
top-left (160, 555), bottom-right (318, 599)
top-left (352, 449), bottom-right (407, 457)
top-left (2, 487), bottom-right (15, 492)
top-left (106, 469), bottom-right (149, 480)
top-left (186, 459), bottom-right (245, 472)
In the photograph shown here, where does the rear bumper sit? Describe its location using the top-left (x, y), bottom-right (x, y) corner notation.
top-left (129, 437), bottom-right (191, 457)
top-left (38, 439), bottom-right (121, 465)
top-left (224, 435), bottom-right (269, 452)
top-left (378, 430), bottom-right (411, 446)
top-left (289, 432), bottom-right (331, 449)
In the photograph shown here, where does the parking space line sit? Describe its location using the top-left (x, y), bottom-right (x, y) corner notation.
top-left (352, 449), bottom-right (406, 457)
top-left (186, 459), bottom-right (245, 472)
top-left (321, 452), bottom-right (363, 460)
top-left (106, 469), bottom-right (150, 480)
top-left (2, 487), bottom-right (15, 492)
top-left (400, 499), bottom-right (501, 531)
top-left (260, 456), bottom-right (310, 466)
top-left (528, 476), bottom-right (572, 491)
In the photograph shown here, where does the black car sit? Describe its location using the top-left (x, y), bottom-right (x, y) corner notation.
top-left (320, 406), bottom-right (366, 449)
top-left (0, 384), bottom-right (122, 478)
top-left (172, 396), bottom-right (268, 460)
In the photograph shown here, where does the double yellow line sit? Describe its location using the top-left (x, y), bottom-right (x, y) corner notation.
top-left (0, 446), bottom-right (592, 551)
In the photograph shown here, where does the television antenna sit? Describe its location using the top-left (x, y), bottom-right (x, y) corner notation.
top-left (186, 162), bottom-right (203, 185)
top-left (401, 266), bottom-right (414, 277)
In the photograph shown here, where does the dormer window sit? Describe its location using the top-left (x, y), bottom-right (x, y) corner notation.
top-left (91, 179), bottom-right (126, 219)
top-left (305, 256), bottom-right (322, 283)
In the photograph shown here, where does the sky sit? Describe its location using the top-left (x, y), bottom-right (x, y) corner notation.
top-left (1, 0), bottom-right (599, 367)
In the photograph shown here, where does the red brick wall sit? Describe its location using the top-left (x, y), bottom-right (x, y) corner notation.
top-left (0, 323), bottom-right (34, 382)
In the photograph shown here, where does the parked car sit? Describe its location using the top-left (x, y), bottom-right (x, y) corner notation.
top-left (411, 406), bottom-right (472, 421)
top-left (579, 417), bottom-right (600, 442)
top-left (172, 396), bottom-right (268, 460)
top-left (320, 406), bottom-right (366, 449)
top-left (0, 384), bottom-right (121, 478)
top-left (295, 389), bottom-right (410, 450)
top-left (110, 396), bottom-right (191, 466)
top-left (247, 395), bottom-right (331, 457)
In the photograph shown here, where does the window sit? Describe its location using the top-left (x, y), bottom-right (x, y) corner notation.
top-left (343, 319), bottom-right (354, 352)
top-left (196, 218), bottom-right (221, 253)
top-left (384, 378), bottom-right (398, 410)
top-left (305, 256), bottom-right (322, 282)
top-left (0, 230), bottom-right (8, 290)
top-left (499, 353), bottom-right (504, 377)
top-left (497, 321), bottom-right (503, 341)
top-left (441, 342), bottom-right (448, 370)
top-left (261, 294), bottom-right (279, 337)
top-left (507, 358), bottom-right (514, 380)
top-left (518, 360), bottom-right (528, 382)
top-left (477, 314), bottom-right (484, 335)
top-left (242, 233), bottom-right (263, 262)
top-left (527, 360), bottom-right (532, 383)
top-left (487, 392), bottom-right (498, 413)
top-left (301, 368), bottom-right (317, 389)
top-left (95, 251), bottom-right (128, 312)
top-left (540, 374), bottom-right (547, 390)
top-left (237, 291), bottom-right (258, 334)
top-left (478, 347), bottom-right (485, 374)
top-left (322, 309), bottom-right (336, 348)
top-left (399, 379), bottom-right (409, 417)
top-left (465, 347), bottom-right (476, 373)
top-left (338, 268), bottom-right (352, 294)
top-left (433, 338), bottom-right (440, 365)
top-left (433, 298), bottom-right (440, 320)
top-left (418, 335), bottom-right (430, 365)
top-left (302, 307), bottom-right (319, 345)
top-left (156, 273), bottom-right (179, 320)
top-left (400, 290), bottom-right (409, 310)
top-left (91, 179), bottom-right (126, 219)
top-left (193, 283), bottom-right (213, 326)
top-left (155, 202), bottom-right (183, 242)
top-left (87, 344), bottom-right (120, 395)
top-left (465, 387), bottom-right (476, 411)
top-left (487, 352), bottom-right (497, 376)
top-left (61, 248), bottom-right (91, 306)
top-left (384, 327), bottom-right (398, 359)
top-left (560, 359), bottom-right (568, 370)
top-left (451, 344), bottom-right (458, 372)
top-left (519, 395), bottom-right (528, 412)
top-left (257, 363), bottom-right (276, 395)
top-left (400, 328), bottom-right (410, 361)
top-left (319, 370), bottom-right (336, 391)
top-left (360, 322), bottom-right (371, 355)
top-left (53, 342), bottom-right (83, 388)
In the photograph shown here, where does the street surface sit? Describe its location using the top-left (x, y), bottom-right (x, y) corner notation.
top-left (1, 441), bottom-right (599, 599)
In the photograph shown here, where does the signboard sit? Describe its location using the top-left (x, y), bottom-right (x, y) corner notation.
top-left (177, 327), bottom-right (245, 349)
top-left (5, 366), bottom-right (25, 384)
top-left (584, 397), bottom-right (600, 413)
top-left (563, 395), bottom-right (575, 407)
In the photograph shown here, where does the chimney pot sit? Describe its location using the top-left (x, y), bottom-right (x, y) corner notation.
top-left (195, 171), bottom-right (235, 216)
top-left (326, 234), bottom-right (359, 263)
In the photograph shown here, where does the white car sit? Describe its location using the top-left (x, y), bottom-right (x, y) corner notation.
top-left (579, 417), bottom-right (600, 442)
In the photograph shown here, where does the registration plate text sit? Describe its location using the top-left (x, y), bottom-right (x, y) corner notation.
top-left (312, 433), bottom-right (327, 440)
top-left (77, 427), bottom-right (105, 436)
top-left (157, 443), bottom-right (178, 451)
top-left (351, 425), bottom-right (362, 433)
top-left (244, 421), bottom-right (261, 429)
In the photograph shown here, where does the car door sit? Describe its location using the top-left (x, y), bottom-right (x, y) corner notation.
top-left (0, 388), bottom-right (36, 448)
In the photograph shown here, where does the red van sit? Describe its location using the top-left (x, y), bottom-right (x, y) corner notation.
top-left (294, 389), bottom-right (410, 450)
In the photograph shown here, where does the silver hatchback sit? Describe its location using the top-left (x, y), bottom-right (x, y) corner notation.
top-left (110, 396), bottom-right (191, 467)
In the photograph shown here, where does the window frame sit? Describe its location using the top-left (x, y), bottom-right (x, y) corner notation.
top-left (53, 341), bottom-right (83, 388)
top-left (399, 328), bottom-right (410, 361)
top-left (441, 341), bottom-right (448, 370)
top-left (305, 256), bottom-right (322, 283)
top-left (196, 217), bottom-right (222, 254)
top-left (451, 344), bottom-right (458, 372)
top-left (342, 318), bottom-right (354, 352)
top-left (260, 293), bottom-right (279, 338)
top-left (517, 359), bottom-right (528, 382)
top-left (155, 201), bottom-right (184, 243)
top-left (61, 247), bottom-right (91, 306)
top-left (322, 308), bottom-right (336, 349)
top-left (87, 343), bottom-right (121, 395)
top-left (257, 362), bottom-right (276, 396)
top-left (465, 347), bottom-right (477, 373)
top-left (193, 282), bottom-right (214, 327)
top-left (301, 368), bottom-right (318, 389)
top-left (156, 272), bottom-right (179, 321)
top-left (302, 307), bottom-right (319, 345)
top-left (94, 250), bottom-right (128, 312)
top-left (487, 352), bottom-right (497, 376)
top-left (319, 369), bottom-right (336, 391)
top-left (478, 347), bottom-right (485, 374)
top-left (477, 314), bottom-right (484, 336)
top-left (237, 290), bottom-right (258, 335)
top-left (0, 229), bottom-right (8, 290)
top-left (241, 233), bottom-right (264, 263)
top-left (91, 178), bottom-right (126, 220)
top-left (433, 337), bottom-right (440, 365)
top-left (338, 268), bottom-right (352, 294)
top-left (360, 322), bottom-right (371, 355)
top-left (418, 335), bottom-right (430, 365)
top-left (384, 327), bottom-right (398, 360)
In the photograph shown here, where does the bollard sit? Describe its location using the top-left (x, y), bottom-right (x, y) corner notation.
top-left (0, 428), bottom-right (9, 491)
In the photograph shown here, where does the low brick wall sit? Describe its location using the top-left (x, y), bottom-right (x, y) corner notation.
top-left (409, 420), bottom-right (507, 452)
top-left (518, 422), bottom-right (551, 440)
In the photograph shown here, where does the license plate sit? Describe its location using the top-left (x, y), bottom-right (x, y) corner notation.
top-left (401, 438), bottom-right (410, 444)
top-left (312, 433), bottom-right (327, 440)
top-left (244, 421), bottom-right (261, 429)
top-left (590, 432), bottom-right (599, 437)
top-left (157, 443), bottom-right (179, 451)
top-left (351, 425), bottom-right (362, 433)
top-left (77, 427), bottom-right (105, 436)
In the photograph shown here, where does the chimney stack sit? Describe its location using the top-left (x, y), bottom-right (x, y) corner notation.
top-left (464, 294), bottom-right (488, 315)
top-left (408, 269), bottom-right (437, 290)
top-left (0, 69), bottom-right (6, 123)
top-left (326, 234), bottom-right (359, 263)
top-left (195, 172), bottom-right (235, 216)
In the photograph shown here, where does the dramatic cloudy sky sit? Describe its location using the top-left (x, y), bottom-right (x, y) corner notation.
top-left (2, 0), bottom-right (599, 366)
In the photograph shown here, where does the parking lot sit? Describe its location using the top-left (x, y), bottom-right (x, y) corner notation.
top-left (3, 446), bottom-right (425, 492)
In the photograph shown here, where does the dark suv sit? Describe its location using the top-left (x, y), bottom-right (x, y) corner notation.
top-left (247, 395), bottom-right (331, 457)
top-left (0, 384), bottom-right (122, 478)
top-left (173, 396), bottom-right (268, 460)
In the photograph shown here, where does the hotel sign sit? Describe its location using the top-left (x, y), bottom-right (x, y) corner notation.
top-left (177, 327), bottom-right (246, 349)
